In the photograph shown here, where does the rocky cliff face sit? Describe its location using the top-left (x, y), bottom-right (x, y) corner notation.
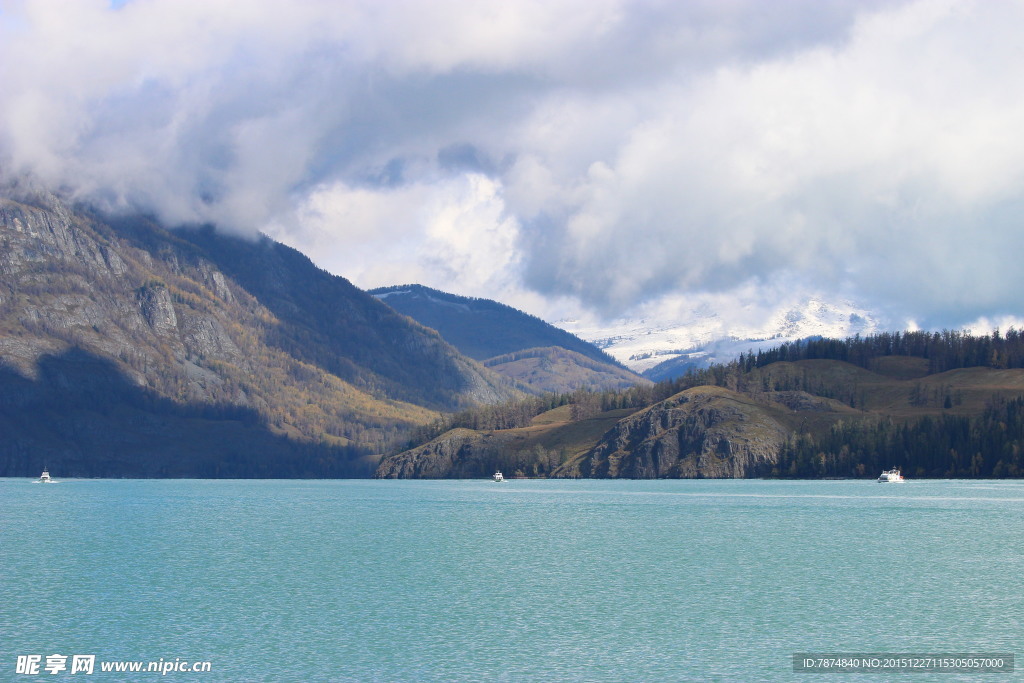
top-left (0, 187), bottom-right (519, 477)
top-left (555, 386), bottom-right (791, 478)
top-left (0, 192), bottom-right (246, 388)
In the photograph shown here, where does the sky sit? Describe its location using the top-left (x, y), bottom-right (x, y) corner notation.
top-left (2, 0), bottom-right (1024, 334)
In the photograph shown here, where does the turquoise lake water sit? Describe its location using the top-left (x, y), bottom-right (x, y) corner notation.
top-left (2, 478), bottom-right (1022, 681)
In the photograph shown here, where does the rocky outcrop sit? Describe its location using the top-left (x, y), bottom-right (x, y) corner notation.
top-left (555, 386), bottom-right (791, 478)
top-left (137, 281), bottom-right (178, 335)
top-left (374, 429), bottom-right (507, 478)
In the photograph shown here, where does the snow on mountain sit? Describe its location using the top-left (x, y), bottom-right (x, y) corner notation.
top-left (554, 298), bottom-right (883, 377)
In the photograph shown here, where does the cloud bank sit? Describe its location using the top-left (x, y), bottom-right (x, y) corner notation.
top-left (2, 0), bottom-right (1022, 331)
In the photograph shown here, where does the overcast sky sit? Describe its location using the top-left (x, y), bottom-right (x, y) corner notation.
top-left (2, 0), bottom-right (1023, 332)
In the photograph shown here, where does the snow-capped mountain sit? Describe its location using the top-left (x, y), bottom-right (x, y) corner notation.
top-left (554, 298), bottom-right (883, 380)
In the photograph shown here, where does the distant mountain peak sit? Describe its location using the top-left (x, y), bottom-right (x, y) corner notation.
top-left (369, 283), bottom-right (647, 392)
top-left (555, 297), bottom-right (883, 381)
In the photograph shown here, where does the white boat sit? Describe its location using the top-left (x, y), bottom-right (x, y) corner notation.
top-left (35, 469), bottom-right (56, 483)
top-left (492, 471), bottom-right (504, 482)
top-left (877, 468), bottom-right (904, 483)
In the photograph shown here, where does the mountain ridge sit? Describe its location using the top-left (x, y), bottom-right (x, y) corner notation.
top-left (0, 188), bottom-right (520, 476)
top-left (370, 283), bottom-right (648, 393)
top-left (371, 284), bottom-right (624, 366)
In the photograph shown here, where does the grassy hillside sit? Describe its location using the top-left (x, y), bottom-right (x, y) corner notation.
top-left (378, 347), bottom-right (1024, 479)
top-left (745, 359), bottom-right (1024, 417)
top-left (483, 346), bottom-right (650, 394)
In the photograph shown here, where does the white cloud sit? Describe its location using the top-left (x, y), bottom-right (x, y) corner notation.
top-left (271, 173), bottom-right (524, 304)
top-left (503, 0), bottom-right (1024, 327)
top-left (2, 0), bottom-right (1023, 335)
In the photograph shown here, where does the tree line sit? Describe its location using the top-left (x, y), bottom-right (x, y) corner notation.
top-left (745, 328), bottom-right (1024, 373)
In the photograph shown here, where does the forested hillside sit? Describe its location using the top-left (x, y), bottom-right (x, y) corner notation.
top-left (777, 396), bottom-right (1024, 478)
top-left (378, 330), bottom-right (1024, 479)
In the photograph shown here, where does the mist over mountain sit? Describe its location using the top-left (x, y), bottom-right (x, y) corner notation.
top-left (0, 187), bottom-right (519, 477)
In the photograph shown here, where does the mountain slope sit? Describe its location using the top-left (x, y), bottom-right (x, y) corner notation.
top-left (174, 229), bottom-right (518, 411)
top-left (370, 284), bottom-right (620, 363)
top-left (482, 346), bottom-right (648, 393)
top-left (370, 284), bottom-right (646, 392)
top-left (0, 188), bottom-right (519, 477)
top-left (376, 354), bottom-right (1024, 479)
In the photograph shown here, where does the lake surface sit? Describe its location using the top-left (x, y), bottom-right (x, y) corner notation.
top-left (2, 478), bottom-right (1022, 681)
